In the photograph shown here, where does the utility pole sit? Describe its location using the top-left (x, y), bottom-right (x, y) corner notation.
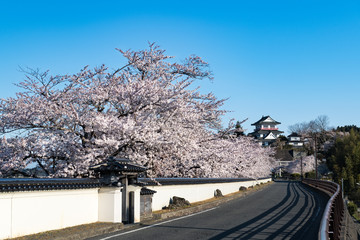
top-left (300, 156), bottom-right (303, 180)
top-left (314, 134), bottom-right (318, 180)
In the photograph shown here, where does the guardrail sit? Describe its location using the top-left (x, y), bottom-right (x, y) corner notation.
top-left (302, 179), bottom-right (344, 240)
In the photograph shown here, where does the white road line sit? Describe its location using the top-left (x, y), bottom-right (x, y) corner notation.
top-left (99, 207), bottom-right (218, 240)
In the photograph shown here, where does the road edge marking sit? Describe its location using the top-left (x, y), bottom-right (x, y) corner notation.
top-left (99, 207), bottom-right (218, 240)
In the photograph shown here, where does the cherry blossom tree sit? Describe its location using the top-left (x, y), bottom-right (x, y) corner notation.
top-left (0, 44), bottom-right (274, 178)
top-left (286, 155), bottom-right (315, 174)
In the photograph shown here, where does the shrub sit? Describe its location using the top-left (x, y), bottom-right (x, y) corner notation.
top-left (349, 189), bottom-right (360, 204)
top-left (290, 173), bottom-right (301, 180)
top-left (214, 189), bottom-right (223, 197)
top-left (348, 201), bottom-right (358, 215)
top-left (305, 171), bottom-right (316, 179)
top-left (239, 186), bottom-right (247, 191)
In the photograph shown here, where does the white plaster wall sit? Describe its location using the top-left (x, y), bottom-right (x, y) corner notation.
top-left (127, 185), bottom-right (141, 223)
top-left (98, 187), bottom-right (122, 223)
top-left (0, 189), bottom-right (99, 239)
top-left (0, 194), bottom-right (12, 239)
top-left (148, 178), bottom-right (271, 211)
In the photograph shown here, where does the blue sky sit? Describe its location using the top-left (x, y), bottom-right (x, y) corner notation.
top-left (1, 1), bottom-right (360, 134)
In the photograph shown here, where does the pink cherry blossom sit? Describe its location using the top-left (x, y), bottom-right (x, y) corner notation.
top-left (286, 155), bottom-right (315, 174)
top-left (0, 44), bottom-right (275, 178)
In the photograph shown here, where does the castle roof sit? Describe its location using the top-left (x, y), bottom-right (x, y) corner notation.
top-left (249, 130), bottom-right (284, 135)
top-left (251, 116), bottom-right (281, 125)
top-left (288, 132), bottom-right (301, 138)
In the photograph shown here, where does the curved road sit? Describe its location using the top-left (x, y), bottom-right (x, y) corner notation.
top-left (89, 181), bottom-right (329, 240)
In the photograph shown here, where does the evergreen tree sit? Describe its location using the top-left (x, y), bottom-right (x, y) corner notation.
top-left (327, 129), bottom-right (360, 195)
top-left (234, 120), bottom-right (245, 137)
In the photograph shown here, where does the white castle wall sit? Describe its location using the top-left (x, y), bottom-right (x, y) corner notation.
top-left (148, 178), bottom-right (272, 211)
top-left (0, 187), bottom-right (121, 239)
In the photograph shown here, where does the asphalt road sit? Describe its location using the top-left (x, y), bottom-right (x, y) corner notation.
top-left (89, 181), bottom-right (329, 240)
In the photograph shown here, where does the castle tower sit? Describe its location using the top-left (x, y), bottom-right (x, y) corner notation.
top-left (249, 115), bottom-right (283, 146)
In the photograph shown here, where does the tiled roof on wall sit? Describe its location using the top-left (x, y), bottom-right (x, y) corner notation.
top-left (0, 178), bottom-right (101, 193)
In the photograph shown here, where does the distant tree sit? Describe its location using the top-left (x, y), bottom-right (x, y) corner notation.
top-left (272, 135), bottom-right (288, 151)
top-left (286, 155), bottom-right (316, 175)
top-left (327, 129), bottom-right (360, 194)
top-left (278, 135), bottom-right (288, 142)
top-left (314, 115), bottom-right (331, 132)
top-left (288, 115), bottom-right (333, 178)
top-left (0, 44), bottom-right (275, 178)
top-left (234, 119), bottom-right (247, 137)
top-left (336, 125), bottom-right (360, 133)
top-left (288, 115), bottom-right (332, 153)
top-left (288, 115), bottom-right (331, 134)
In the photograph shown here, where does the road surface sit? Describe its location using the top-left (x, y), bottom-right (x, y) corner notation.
top-left (89, 181), bottom-right (329, 240)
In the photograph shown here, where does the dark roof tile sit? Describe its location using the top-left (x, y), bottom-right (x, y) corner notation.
top-left (91, 157), bottom-right (146, 173)
top-left (0, 178), bottom-right (101, 192)
top-left (251, 116), bottom-right (281, 125)
top-left (140, 187), bottom-right (157, 195)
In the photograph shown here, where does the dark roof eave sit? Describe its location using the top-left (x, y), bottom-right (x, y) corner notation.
top-left (288, 132), bottom-right (301, 137)
top-left (0, 178), bottom-right (101, 193)
top-left (140, 187), bottom-right (157, 195)
top-left (91, 160), bottom-right (147, 173)
top-left (251, 130), bottom-right (284, 134)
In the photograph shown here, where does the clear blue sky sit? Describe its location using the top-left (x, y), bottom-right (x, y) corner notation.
top-left (1, 0), bottom-right (360, 134)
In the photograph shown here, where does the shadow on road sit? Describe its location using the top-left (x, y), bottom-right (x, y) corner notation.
top-left (207, 181), bottom-right (326, 240)
top-left (120, 181), bottom-right (329, 240)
